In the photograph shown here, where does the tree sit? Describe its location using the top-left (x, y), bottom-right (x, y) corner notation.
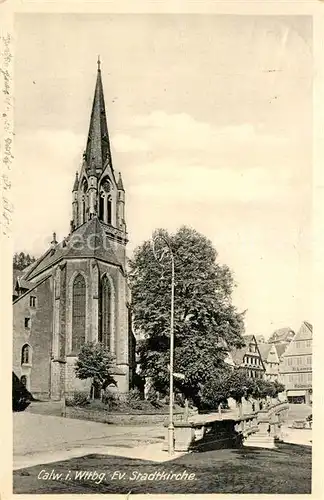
top-left (13, 252), bottom-right (36, 271)
top-left (128, 226), bottom-right (246, 410)
top-left (272, 380), bottom-right (285, 399)
top-left (74, 342), bottom-right (117, 399)
top-left (199, 367), bottom-right (232, 413)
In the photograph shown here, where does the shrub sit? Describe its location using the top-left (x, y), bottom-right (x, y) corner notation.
top-left (12, 372), bottom-right (33, 412)
top-left (146, 386), bottom-right (159, 403)
top-left (102, 391), bottom-right (118, 407)
top-left (126, 388), bottom-right (142, 404)
top-left (66, 391), bottom-right (89, 407)
top-left (129, 400), bottom-right (144, 410)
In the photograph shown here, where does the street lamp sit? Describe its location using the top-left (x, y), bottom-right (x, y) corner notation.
top-left (152, 233), bottom-right (175, 455)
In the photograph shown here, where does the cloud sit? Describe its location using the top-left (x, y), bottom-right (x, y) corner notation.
top-left (127, 160), bottom-right (296, 205)
top-left (12, 129), bottom-right (84, 254)
top-left (112, 133), bottom-right (149, 153)
top-left (112, 111), bottom-right (309, 207)
top-left (113, 111), bottom-right (309, 176)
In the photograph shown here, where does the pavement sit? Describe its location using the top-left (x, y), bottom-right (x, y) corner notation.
top-left (13, 412), bottom-right (185, 470)
top-left (13, 402), bottom-right (312, 470)
top-left (281, 426), bottom-right (312, 447)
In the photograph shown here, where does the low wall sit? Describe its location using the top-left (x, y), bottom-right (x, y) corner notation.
top-left (65, 407), bottom-right (186, 425)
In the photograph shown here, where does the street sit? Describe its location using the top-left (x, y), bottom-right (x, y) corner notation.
top-left (12, 403), bottom-right (312, 494)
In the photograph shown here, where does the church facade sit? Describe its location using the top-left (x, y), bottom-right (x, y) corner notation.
top-left (13, 60), bottom-right (136, 399)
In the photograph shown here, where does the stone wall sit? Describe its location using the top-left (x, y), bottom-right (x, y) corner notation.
top-left (65, 408), bottom-right (184, 425)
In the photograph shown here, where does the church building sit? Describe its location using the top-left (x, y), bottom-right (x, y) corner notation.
top-left (13, 60), bottom-right (136, 399)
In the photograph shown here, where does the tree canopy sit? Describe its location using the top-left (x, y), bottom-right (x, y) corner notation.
top-left (13, 252), bottom-right (36, 271)
top-left (74, 342), bottom-right (117, 397)
top-left (128, 226), bottom-right (246, 408)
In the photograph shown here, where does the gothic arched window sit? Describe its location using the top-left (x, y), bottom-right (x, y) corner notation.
top-left (98, 275), bottom-right (111, 349)
top-left (72, 274), bottom-right (86, 353)
top-left (99, 178), bottom-right (112, 224)
top-left (21, 344), bottom-right (31, 365)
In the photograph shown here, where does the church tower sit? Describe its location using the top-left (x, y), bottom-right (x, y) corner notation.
top-left (71, 57), bottom-right (127, 252)
top-left (12, 59), bottom-right (134, 400)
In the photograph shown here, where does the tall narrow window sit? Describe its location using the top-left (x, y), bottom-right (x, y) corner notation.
top-left (21, 344), bottom-right (30, 365)
top-left (82, 196), bottom-right (86, 223)
top-left (72, 274), bottom-right (86, 353)
top-left (107, 196), bottom-right (112, 224)
top-left (99, 178), bottom-right (111, 224)
top-left (99, 193), bottom-right (105, 221)
top-left (98, 275), bottom-right (111, 349)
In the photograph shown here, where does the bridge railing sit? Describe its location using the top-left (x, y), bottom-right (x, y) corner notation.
top-left (163, 401), bottom-right (290, 452)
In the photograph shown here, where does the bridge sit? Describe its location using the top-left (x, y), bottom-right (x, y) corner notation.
top-left (164, 401), bottom-right (290, 452)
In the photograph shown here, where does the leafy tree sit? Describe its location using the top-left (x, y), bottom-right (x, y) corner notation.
top-left (74, 342), bottom-right (117, 399)
top-left (128, 226), bottom-right (246, 409)
top-left (199, 367), bottom-right (232, 412)
top-left (13, 252), bottom-right (36, 271)
top-left (272, 380), bottom-right (285, 398)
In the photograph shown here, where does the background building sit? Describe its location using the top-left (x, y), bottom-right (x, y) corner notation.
top-left (279, 321), bottom-right (312, 404)
top-left (268, 327), bottom-right (295, 346)
top-left (257, 343), bottom-right (280, 381)
top-left (230, 335), bottom-right (265, 379)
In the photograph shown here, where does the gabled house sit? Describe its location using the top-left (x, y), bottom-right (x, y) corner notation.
top-left (230, 335), bottom-right (265, 379)
top-left (258, 343), bottom-right (280, 381)
top-left (279, 321), bottom-right (312, 404)
top-left (268, 327), bottom-right (295, 345)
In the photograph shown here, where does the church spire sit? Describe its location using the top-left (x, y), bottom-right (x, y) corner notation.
top-left (85, 58), bottom-right (112, 174)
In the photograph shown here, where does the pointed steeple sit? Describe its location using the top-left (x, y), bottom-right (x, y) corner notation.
top-left (85, 57), bottom-right (113, 174)
top-left (117, 172), bottom-right (124, 191)
top-left (72, 172), bottom-right (79, 191)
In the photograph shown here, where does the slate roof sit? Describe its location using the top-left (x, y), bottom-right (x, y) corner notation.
top-left (275, 343), bottom-right (289, 359)
top-left (25, 217), bottom-right (122, 281)
top-left (242, 334), bottom-right (254, 343)
top-left (268, 327), bottom-right (295, 344)
top-left (85, 60), bottom-right (113, 173)
top-left (257, 343), bottom-right (272, 361)
top-left (230, 347), bottom-right (246, 366)
top-left (231, 334), bottom-right (265, 370)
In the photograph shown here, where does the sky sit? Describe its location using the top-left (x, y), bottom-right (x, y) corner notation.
top-left (13, 14), bottom-right (312, 338)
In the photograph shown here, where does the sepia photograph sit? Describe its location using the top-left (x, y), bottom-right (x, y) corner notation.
top-left (10, 12), bottom-right (312, 495)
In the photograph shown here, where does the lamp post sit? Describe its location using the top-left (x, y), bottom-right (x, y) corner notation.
top-left (152, 233), bottom-right (175, 455)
